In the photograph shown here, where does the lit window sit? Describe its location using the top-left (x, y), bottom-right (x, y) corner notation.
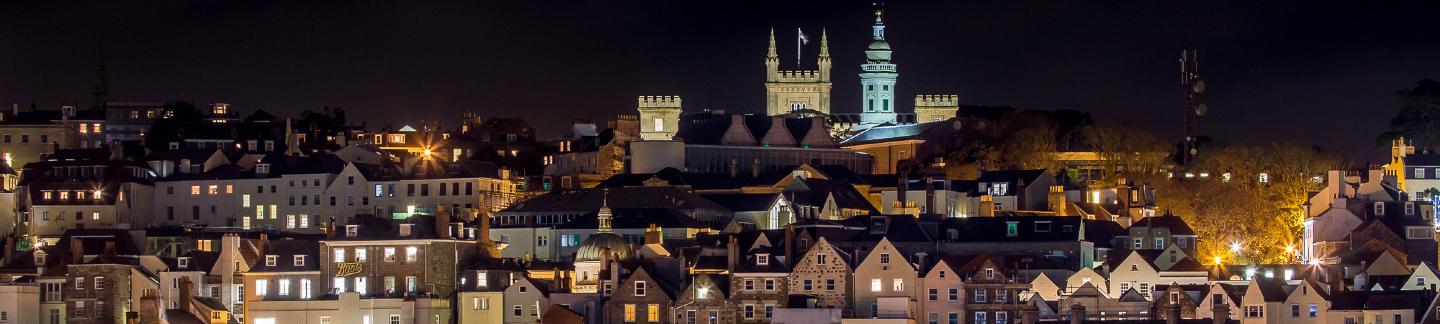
top-left (256, 279), bottom-right (268, 296)
top-left (647, 304), bottom-right (660, 322)
top-left (208, 185), bottom-right (218, 195)
top-left (384, 247), bottom-right (397, 262)
top-left (278, 279), bottom-right (290, 296)
top-left (405, 246), bottom-right (418, 263)
top-left (190, 186), bottom-right (200, 195)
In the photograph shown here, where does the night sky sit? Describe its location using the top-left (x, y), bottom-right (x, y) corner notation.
top-left (3, 1), bottom-right (1439, 160)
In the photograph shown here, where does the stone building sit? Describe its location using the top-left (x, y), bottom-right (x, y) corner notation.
top-left (787, 236), bottom-right (852, 310)
top-left (764, 28), bottom-right (832, 116)
top-left (605, 265), bottom-right (679, 323)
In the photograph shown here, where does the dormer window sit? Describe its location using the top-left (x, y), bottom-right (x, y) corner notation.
top-left (1406, 202), bottom-right (1416, 215)
top-left (293, 255), bottom-right (306, 267)
top-left (756, 254), bottom-right (770, 266)
top-left (1375, 202), bottom-right (1385, 215)
top-left (989, 183), bottom-right (1009, 196)
top-left (178, 257), bottom-right (190, 268)
top-left (255, 163), bottom-right (271, 175)
top-left (264, 255), bottom-right (277, 267)
top-left (399, 224), bottom-right (413, 236)
top-left (35, 253), bottom-right (45, 265)
top-left (985, 268), bottom-right (995, 279)
top-left (346, 225), bottom-right (359, 238)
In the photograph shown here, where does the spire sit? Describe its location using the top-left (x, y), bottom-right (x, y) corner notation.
top-left (767, 28), bottom-right (778, 58)
top-left (872, 4), bottom-right (887, 40)
top-left (598, 188), bottom-right (613, 233)
top-left (819, 28), bottom-right (829, 57)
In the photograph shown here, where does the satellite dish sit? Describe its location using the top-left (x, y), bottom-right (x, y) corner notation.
top-left (1192, 80), bottom-right (1207, 94)
top-left (1195, 104), bottom-right (1209, 116)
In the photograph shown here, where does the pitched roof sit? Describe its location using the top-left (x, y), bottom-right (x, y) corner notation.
top-left (839, 121), bottom-right (946, 146)
top-left (250, 239), bottom-right (320, 272)
top-left (1131, 214), bottom-right (1196, 236)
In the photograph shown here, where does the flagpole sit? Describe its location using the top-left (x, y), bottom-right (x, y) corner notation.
top-left (796, 27), bottom-right (802, 67)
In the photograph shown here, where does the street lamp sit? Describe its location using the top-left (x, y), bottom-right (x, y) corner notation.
top-left (1229, 242), bottom-right (1242, 253)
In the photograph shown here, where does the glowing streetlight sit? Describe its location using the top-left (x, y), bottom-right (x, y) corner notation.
top-left (1212, 256), bottom-right (1223, 265)
top-left (1230, 242), bottom-right (1242, 253)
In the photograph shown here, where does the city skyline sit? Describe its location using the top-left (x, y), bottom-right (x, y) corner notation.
top-left (5, 1), bottom-right (1440, 159)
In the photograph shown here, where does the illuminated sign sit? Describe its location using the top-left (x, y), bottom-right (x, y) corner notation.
top-left (336, 262), bottom-right (362, 277)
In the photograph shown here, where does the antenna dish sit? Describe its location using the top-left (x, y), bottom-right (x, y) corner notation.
top-left (1191, 80), bottom-right (1206, 94)
top-left (1195, 104), bottom-right (1209, 116)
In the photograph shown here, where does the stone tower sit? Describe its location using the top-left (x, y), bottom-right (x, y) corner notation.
top-left (859, 7), bottom-right (899, 128)
top-left (765, 28), bottom-right (832, 116)
top-left (914, 95), bottom-right (959, 123)
top-left (637, 96), bottom-right (682, 141)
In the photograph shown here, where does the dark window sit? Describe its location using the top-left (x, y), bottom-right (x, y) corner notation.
top-left (330, 197), bottom-right (337, 206)
top-left (452, 183), bottom-right (460, 195)
top-left (191, 206), bottom-right (200, 220)
top-left (348, 176), bottom-right (354, 185)
top-left (439, 183), bottom-right (447, 196)
top-left (407, 184), bottom-right (415, 196)
top-left (465, 183), bottom-right (473, 195)
top-left (167, 207), bottom-right (174, 220)
top-left (420, 184), bottom-right (429, 196)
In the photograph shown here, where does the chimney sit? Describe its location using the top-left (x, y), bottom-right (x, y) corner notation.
top-left (1165, 302), bottom-right (1181, 324)
top-left (2, 235), bottom-right (12, 265)
top-left (925, 176), bottom-right (936, 216)
top-left (137, 289), bottom-right (161, 324)
top-left (70, 238), bottom-right (86, 264)
top-left (1069, 304), bottom-right (1085, 324)
top-left (179, 277), bottom-right (194, 313)
top-left (1212, 301), bottom-right (1230, 324)
top-left (1048, 186), bottom-right (1067, 216)
top-left (980, 195), bottom-right (996, 217)
top-left (608, 252), bottom-right (621, 296)
top-left (257, 233), bottom-right (269, 257)
top-left (784, 224), bottom-right (796, 265)
top-left (435, 204), bottom-right (451, 239)
top-left (1016, 179), bottom-right (1027, 210)
top-left (727, 236), bottom-right (739, 272)
top-left (644, 224), bottom-right (663, 245)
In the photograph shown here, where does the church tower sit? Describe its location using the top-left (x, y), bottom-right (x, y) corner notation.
top-left (858, 7), bottom-right (899, 127)
top-left (765, 28), bottom-right (832, 116)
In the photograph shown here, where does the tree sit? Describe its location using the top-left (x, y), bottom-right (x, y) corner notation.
top-left (1378, 79), bottom-right (1440, 150)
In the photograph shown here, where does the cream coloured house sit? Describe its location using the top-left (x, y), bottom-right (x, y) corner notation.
top-left (851, 238), bottom-right (917, 319)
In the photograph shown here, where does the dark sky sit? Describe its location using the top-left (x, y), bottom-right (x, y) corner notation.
top-left (3, 1), bottom-right (1439, 160)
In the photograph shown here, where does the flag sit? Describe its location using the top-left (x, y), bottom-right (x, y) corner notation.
top-left (798, 28), bottom-right (810, 45)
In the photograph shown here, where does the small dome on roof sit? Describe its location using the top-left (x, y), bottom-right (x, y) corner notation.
top-left (575, 233), bottom-right (631, 262)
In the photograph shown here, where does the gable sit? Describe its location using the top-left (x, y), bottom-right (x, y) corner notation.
top-left (856, 238), bottom-right (914, 273)
top-left (1365, 250), bottom-right (1412, 276)
top-left (1403, 263), bottom-right (1439, 291)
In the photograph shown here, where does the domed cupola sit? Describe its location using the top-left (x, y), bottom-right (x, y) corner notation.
top-left (575, 189), bottom-right (631, 261)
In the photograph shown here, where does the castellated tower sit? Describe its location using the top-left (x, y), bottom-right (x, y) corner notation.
top-left (765, 28), bottom-right (832, 116)
top-left (637, 96), bottom-right (683, 141)
top-left (914, 95), bottom-right (959, 123)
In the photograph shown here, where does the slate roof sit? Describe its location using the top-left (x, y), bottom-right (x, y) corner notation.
top-left (1131, 214), bottom-right (1197, 236)
top-left (675, 113), bottom-right (831, 147)
top-left (551, 208), bottom-right (708, 230)
top-left (839, 121), bottom-right (946, 146)
top-left (249, 239), bottom-right (320, 272)
top-left (1329, 290), bottom-right (1430, 311)
top-left (333, 214), bottom-right (454, 241)
top-left (938, 216), bottom-right (1090, 243)
top-left (700, 193), bottom-right (781, 212)
top-left (501, 186), bottom-right (728, 213)
top-left (1252, 277), bottom-right (1290, 302)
